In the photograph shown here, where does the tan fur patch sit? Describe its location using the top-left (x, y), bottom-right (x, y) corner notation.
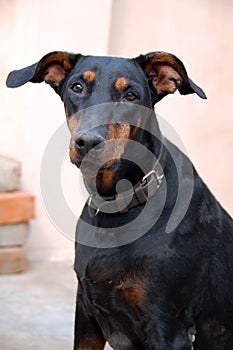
top-left (97, 123), bottom-right (130, 174)
top-left (117, 277), bottom-right (146, 309)
top-left (64, 107), bottom-right (69, 119)
top-left (83, 70), bottom-right (96, 83)
top-left (152, 65), bottom-right (182, 94)
top-left (78, 336), bottom-right (105, 350)
top-left (43, 52), bottom-right (74, 71)
top-left (67, 115), bottom-right (81, 164)
top-left (43, 64), bottom-right (66, 85)
top-left (130, 116), bottom-right (142, 139)
top-left (144, 52), bottom-right (183, 77)
top-left (104, 124), bottom-right (130, 167)
top-left (69, 143), bottom-right (77, 164)
top-left (107, 123), bottom-right (130, 140)
top-left (114, 77), bottom-right (128, 92)
top-left (35, 52), bottom-right (74, 83)
top-left (93, 123), bottom-right (131, 193)
top-left (100, 169), bottom-right (115, 191)
top-left (67, 114), bottom-right (81, 134)
top-left (144, 52), bottom-right (184, 95)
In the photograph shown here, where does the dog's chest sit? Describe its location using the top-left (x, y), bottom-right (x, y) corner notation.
top-left (79, 252), bottom-right (147, 314)
top-left (77, 252), bottom-right (147, 347)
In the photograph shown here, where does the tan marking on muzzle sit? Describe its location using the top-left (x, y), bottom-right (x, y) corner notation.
top-left (101, 123), bottom-right (130, 169)
top-left (82, 70), bottom-right (96, 83)
top-left (69, 143), bottom-right (77, 164)
top-left (107, 123), bottom-right (131, 140)
top-left (130, 115), bottom-right (142, 139)
top-left (67, 114), bottom-right (81, 134)
top-left (104, 123), bottom-right (130, 165)
top-left (97, 169), bottom-right (115, 192)
top-left (65, 107), bottom-right (69, 119)
top-left (66, 113), bottom-right (82, 164)
top-left (114, 77), bottom-right (128, 92)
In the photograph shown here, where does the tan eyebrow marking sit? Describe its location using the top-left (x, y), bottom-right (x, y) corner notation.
top-left (115, 77), bottom-right (129, 92)
top-left (82, 70), bottom-right (96, 83)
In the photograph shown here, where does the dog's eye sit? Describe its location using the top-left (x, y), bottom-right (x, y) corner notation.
top-left (71, 83), bottom-right (84, 94)
top-left (124, 91), bottom-right (137, 101)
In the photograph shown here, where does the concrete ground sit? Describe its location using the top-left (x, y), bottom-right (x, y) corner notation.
top-left (0, 260), bottom-right (112, 350)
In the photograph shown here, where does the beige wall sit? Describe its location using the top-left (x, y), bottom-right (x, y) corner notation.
top-left (1, 0), bottom-right (232, 260)
top-left (109, 0), bottom-right (233, 213)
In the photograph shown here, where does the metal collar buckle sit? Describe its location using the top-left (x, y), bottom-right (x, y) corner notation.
top-left (88, 194), bottom-right (100, 216)
top-left (141, 169), bottom-right (164, 188)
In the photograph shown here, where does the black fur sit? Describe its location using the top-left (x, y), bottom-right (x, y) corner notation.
top-left (6, 51), bottom-right (232, 350)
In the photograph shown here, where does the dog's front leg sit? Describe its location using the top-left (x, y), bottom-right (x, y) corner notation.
top-left (73, 288), bottom-right (106, 350)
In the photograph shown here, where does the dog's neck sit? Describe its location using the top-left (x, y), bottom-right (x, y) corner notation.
top-left (83, 125), bottom-right (165, 198)
top-left (86, 137), bottom-right (167, 217)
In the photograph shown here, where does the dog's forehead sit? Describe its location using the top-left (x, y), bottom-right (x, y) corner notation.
top-left (72, 55), bottom-right (144, 80)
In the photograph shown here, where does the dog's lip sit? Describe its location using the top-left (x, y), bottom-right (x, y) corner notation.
top-left (79, 159), bottom-right (98, 169)
top-left (78, 159), bottom-right (119, 177)
top-left (72, 157), bottom-right (96, 168)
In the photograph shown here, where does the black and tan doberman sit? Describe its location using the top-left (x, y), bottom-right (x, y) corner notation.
top-left (6, 51), bottom-right (233, 349)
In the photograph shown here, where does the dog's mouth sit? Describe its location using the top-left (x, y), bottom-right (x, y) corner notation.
top-left (78, 158), bottom-right (121, 196)
top-left (70, 141), bottom-right (122, 178)
top-left (77, 158), bottom-right (120, 178)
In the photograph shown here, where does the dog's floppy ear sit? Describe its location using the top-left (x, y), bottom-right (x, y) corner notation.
top-left (136, 51), bottom-right (207, 103)
top-left (6, 51), bottom-right (80, 92)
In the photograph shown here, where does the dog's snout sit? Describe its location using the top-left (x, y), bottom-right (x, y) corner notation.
top-left (74, 133), bottom-right (105, 155)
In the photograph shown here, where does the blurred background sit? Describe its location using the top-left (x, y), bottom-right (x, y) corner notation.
top-left (0, 0), bottom-right (232, 349)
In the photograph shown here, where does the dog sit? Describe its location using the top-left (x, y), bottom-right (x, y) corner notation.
top-left (6, 51), bottom-right (233, 349)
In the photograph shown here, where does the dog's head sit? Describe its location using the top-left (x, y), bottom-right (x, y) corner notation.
top-left (6, 51), bottom-right (206, 195)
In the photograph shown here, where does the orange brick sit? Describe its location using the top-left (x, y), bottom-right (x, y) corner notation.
top-left (0, 246), bottom-right (27, 274)
top-left (0, 191), bottom-right (35, 224)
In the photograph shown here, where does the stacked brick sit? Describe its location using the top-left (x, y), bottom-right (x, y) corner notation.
top-left (0, 156), bottom-right (34, 273)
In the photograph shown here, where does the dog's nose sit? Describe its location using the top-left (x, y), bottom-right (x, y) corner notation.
top-left (74, 133), bottom-right (105, 155)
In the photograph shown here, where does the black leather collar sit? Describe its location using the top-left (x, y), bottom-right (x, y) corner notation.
top-left (88, 137), bottom-right (167, 217)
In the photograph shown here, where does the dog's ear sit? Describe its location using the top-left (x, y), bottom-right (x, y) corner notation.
top-left (6, 51), bottom-right (81, 92)
top-left (135, 51), bottom-right (207, 103)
